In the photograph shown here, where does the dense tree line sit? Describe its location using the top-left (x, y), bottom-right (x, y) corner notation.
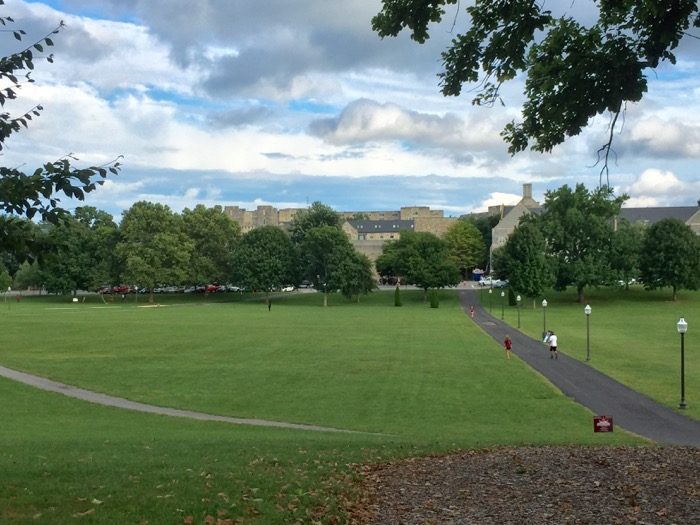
top-left (6, 187), bottom-right (698, 306)
top-left (5, 200), bottom-right (378, 305)
top-left (494, 184), bottom-right (700, 303)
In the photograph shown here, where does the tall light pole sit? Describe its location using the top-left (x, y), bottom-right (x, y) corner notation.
top-left (500, 290), bottom-right (505, 320)
top-left (584, 304), bottom-right (592, 361)
top-left (488, 288), bottom-right (493, 313)
top-left (541, 299), bottom-right (548, 338)
top-left (677, 318), bottom-right (688, 409)
top-left (516, 295), bottom-right (521, 329)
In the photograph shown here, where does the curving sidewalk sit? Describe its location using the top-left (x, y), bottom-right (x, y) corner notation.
top-left (0, 365), bottom-right (368, 435)
top-left (459, 289), bottom-right (700, 446)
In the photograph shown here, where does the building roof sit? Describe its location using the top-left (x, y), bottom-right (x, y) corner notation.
top-left (619, 206), bottom-right (699, 225)
top-left (347, 219), bottom-right (415, 233)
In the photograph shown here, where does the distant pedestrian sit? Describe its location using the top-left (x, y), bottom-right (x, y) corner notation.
top-left (268, 298), bottom-right (272, 311)
top-left (469, 305), bottom-right (475, 318)
top-left (503, 335), bottom-right (512, 359)
top-left (548, 331), bottom-right (558, 359)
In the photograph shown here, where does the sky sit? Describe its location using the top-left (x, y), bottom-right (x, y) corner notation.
top-left (3, 0), bottom-right (700, 220)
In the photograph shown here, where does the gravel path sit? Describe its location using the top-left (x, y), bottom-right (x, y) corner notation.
top-left (0, 365), bottom-right (365, 434)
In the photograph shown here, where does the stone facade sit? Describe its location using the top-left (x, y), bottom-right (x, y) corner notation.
top-left (224, 205), bottom-right (280, 233)
top-left (489, 184), bottom-right (541, 264)
top-left (226, 204), bottom-right (453, 236)
top-left (488, 184), bottom-right (700, 273)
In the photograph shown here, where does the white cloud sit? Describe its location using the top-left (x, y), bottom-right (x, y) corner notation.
top-left (621, 169), bottom-right (700, 207)
top-left (627, 118), bottom-right (700, 158)
top-left (476, 192), bottom-right (522, 212)
top-left (309, 98), bottom-right (504, 156)
top-left (4, 0), bottom-right (700, 217)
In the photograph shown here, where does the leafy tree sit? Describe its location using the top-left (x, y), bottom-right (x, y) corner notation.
top-left (39, 207), bottom-right (117, 295)
top-left (350, 212), bottom-right (370, 220)
top-left (40, 215), bottom-right (92, 295)
top-left (0, 264), bottom-right (10, 291)
top-left (376, 231), bottom-right (460, 301)
top-left (75, 206), bottom-right (119, 289)
top-left (335, 251), bottom-right (375, 302)
top-left (13, 260), bottom-right (42, 290)
top-left (117, 202), bottom-right (193, 302)
top-left (231, 226), bottom-right (298, 298)
top-left (539, 184), bottom-right (626, 303)
top-left (639, 219), bottom-right (700, 301)
top-left (289, 202), bottom-right (341, 244)
top-left (444, 219), bottom-right (485, 279)
top-left (0, 217), bottom-right (43, 273)
top-left (609, 219), bottom-right (644, 290)
top-left (373, 1), bottom-right (699, 180)
top-left (300, 225), bottom-right (355, 307)
top-left (498, 217), bottom-right (552, 308)
top-left (464, 214), bottom-right (499, 269)
top-left (0, 5), bottom-right (121, 251)
top-left (182, 205), bottom-right (241, 286)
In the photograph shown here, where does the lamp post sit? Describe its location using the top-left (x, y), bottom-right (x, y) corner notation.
top-left (677, 318), bottom-right (688, 409)
top-left (584, 304), bottom-right (591, 361)
top-left (488, 288), bottom-right (493, 313)
top-left (500, 290), bottom-right (505, 320)
top-left (542, 299), bottom-right (548, 338)
top-left (516, 295), bottom-right (521, 329)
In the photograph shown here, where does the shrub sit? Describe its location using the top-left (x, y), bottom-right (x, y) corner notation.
top-left (394, 285), bottom-right (402, 307)
top-left (430, 289), bottom-right (439, 308)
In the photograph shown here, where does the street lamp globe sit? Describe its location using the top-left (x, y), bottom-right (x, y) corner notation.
top-left (585, 304), bottom-right (591, 316)
top-left (542, 299), bottom-right (547, 308)
top-left (516, 295), bottom-right (521, 303)
top-left (677, 318), bottom-right (688, 334)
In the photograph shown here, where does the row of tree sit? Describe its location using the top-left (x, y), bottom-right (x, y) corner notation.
top-left (494, 184), bottom-right (700, 303)
top-left (2, 197), bottom-right (496, 305)
top-left (6, 184), bottom-right (696, 306)
top-left (1, 201), bottom-right (381, 305)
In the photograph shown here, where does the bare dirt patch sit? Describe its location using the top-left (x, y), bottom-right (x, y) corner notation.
top-left (349, 446), bottom-right (700, 524)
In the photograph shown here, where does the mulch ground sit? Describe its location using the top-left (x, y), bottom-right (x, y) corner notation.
top-left (347, 446), bottom-right (700, 524)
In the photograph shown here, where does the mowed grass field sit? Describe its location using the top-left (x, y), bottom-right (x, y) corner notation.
top-left (1, 290), bottom-right (642, 524)
top-left (494, 285), bottom-right (700, 421)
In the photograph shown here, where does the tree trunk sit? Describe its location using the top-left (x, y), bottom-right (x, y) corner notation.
top-left (673, 286), bottom-right (677, 301)
top-left (323, 292), bottom-right (328, 307)
top-left (577, 285), bottom-right (585, 304)
top-left (149, 291), bottom-right (154, 303)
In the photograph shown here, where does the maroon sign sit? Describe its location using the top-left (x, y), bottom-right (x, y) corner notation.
top-left (593, 416), bottom-right (614, 432)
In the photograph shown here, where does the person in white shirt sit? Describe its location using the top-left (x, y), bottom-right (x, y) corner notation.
top-left (548, 332), bottom-right (558, 359)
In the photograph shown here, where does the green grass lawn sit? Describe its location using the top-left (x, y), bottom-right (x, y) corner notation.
top-left (493, 285), bottom-right (700, 421)
top-left (0, 290), bottom-right (643, 523)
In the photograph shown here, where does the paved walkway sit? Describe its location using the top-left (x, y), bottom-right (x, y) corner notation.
top-left (0, 365), bottom-right (367, 435)
top-left (459, 289), bottom-right (700, 446)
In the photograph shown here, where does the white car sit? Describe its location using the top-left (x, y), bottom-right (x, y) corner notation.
top-left (281, 285), bottom-right (295, 292)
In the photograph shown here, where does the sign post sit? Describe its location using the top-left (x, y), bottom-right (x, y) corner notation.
top-left (593, 416), bottom-right (614, 433)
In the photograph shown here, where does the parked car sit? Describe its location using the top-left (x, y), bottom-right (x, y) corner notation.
top-left (281, 285), bottom-right (295, 292)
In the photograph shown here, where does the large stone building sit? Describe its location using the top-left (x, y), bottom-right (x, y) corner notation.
top-left (224, 205), bottom-right (457, 262)
top-left (488, 183), bottom-right (700, 273)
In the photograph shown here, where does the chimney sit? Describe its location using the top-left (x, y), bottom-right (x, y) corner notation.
top-left (523, 183), bottom-right (532, 199)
